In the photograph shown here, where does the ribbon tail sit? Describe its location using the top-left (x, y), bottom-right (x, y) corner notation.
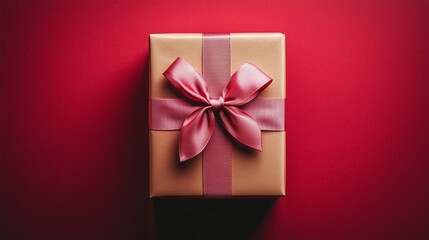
top-left (218, 106), bottom-right (262, 151)
top-left (180, 107), bottom-right (215, 162)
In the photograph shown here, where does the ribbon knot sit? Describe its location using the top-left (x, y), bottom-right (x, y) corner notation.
top-left (210, 96), bottom-right (224, 110)
top-left (163, 57), bottom-right (272, 162)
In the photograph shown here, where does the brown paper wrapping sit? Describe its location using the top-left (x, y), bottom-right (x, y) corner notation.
top-left (149, 33), bottom-right (286, 197)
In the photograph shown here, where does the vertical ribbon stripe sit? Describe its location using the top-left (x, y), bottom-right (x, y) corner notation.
top-left (202, 33), bottom-right (232, 197)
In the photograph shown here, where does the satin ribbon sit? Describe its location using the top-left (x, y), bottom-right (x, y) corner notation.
top-left (163, 57), bottom-right (273, 162)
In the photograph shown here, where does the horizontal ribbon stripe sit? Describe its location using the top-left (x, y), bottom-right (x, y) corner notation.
top-left (150, 98), bottom-right (285, 131)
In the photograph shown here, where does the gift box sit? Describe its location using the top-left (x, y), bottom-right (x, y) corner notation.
top-left (149, 33), bottom-right (286, 197)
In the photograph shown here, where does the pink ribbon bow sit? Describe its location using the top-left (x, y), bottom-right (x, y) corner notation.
top-left (163, 57), bottom-right (273, 162)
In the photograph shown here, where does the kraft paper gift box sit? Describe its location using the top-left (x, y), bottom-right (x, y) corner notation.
top-left (149, 33), bottom-right (286, 197)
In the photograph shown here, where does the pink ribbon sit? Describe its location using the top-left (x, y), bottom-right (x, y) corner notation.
top-left (163, 57), bottom-right (273, 162)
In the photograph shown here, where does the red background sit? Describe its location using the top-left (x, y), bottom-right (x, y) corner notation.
top-left (1, 0), bottom-right (429, 239)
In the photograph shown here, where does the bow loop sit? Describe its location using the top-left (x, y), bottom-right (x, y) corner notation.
top-left (222, 63), bottom-right (272, 106)
top-left (163, 58), bottom-right (210, 105)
